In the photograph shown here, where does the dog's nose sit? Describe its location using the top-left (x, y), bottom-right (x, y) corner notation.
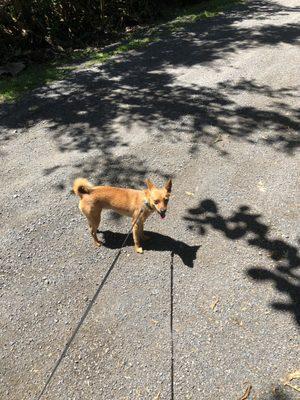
top-left (160, 209), bottom-right (166, 218)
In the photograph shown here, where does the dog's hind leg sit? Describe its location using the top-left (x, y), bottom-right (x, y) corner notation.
top-left (88, 209), bottom-right (102, 247)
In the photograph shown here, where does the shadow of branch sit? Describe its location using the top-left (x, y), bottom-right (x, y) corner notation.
top-left (184, 199), bottom-right (300, 325)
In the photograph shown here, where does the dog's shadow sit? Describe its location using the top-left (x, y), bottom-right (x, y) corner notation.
top-left (100, 230), bottom-right (200, 268)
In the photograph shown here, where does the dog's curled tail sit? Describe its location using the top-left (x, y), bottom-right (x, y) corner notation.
top-left (72, 178), bottom-right (94, 197)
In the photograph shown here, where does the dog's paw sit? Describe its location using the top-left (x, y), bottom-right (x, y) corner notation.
top-left (94, 241), bottom-right (102, 248)
top-left (135, 246), bottom-right (144, 254)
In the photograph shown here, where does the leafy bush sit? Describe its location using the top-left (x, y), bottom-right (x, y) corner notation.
top-left (0, 0), bottom-right (197, 63)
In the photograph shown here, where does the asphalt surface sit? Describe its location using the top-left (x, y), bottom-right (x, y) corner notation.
top-left (1, 0), bottom-right (299, 399)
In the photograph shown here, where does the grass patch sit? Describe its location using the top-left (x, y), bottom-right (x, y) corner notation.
top-left (158, 0), bottom-right (242, 32)
top-left (84, 37), bottom-right (158, 67)
top-left (0, 62), bottom-right (75, 103)
top-left (0, 0), bottom-right (242, 103)
top-left (0, 37), bottom-right (159, 102)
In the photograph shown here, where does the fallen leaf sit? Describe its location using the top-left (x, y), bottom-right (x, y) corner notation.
top-left (232, 317), bottom-right (243, 327)
top-left (213, 134), bottom-right (223, 144)
top-left (284, 370), bottom-right (300, 392)
top-left (153, 393), bottom-right (161, 400)
top-left (150, 319), bottom-right (159, 325)
top-left (239, 384), bottom-right (252, 400)
top-left (210, 297), bottom-right (219, 311)
top-left (185, 191), bottom-right (195, 197)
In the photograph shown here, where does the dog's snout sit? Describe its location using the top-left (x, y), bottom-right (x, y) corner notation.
top-left (159, 209), bottom-right (166, 218)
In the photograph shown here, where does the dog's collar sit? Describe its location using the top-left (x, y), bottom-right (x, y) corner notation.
top-left (143, 199), bottom-right (154, 211)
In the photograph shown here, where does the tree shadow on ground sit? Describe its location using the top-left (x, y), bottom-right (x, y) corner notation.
top-left (61, 154), bottom-right (171, 198)
top-left (100, 230), bottom-right (200, 268)
top-left (0, 0), bottom-right (299, 179)
top-left (184, 199), bottom-right (300, 325)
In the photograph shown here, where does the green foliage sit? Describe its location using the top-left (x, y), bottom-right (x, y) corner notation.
top-left (85, 37), bottom-right (159, 66)
top-left (0, 0), bottom-right (240, 103)
top-left (0, 0), bottom-right (183, 63)
top-left (0, 36), bottom-right (160, 102)
top-left (0, 1), bottom-right (239, 63)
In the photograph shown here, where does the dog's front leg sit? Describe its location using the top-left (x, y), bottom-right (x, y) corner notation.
top-left (140, 221), bottom-right (150, 241)
top-left (133, 223), bottom-right (143, 254)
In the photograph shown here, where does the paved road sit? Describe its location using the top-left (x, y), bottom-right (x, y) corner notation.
top-left (1, 0), bottom-right (299, 399)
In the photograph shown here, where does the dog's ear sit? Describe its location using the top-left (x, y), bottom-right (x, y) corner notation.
top-left (145, 178), bottom-right (155, 190)
top-left (165, 178), bottom-right (172, 193)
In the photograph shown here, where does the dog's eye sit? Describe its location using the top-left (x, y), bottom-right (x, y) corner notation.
top-left (164, 198), bottom-right (169, 204)
top-left (154, 200), bottom-right (160, 205)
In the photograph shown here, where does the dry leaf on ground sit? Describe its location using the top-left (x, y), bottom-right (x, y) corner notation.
top-left (213, 134), bottom-right (223, 144)
top-left (232, 317), bottom-right (243, 327)
top-left (210, 297), bottom-right (219, 311)
top-left (239, 384), bottom-right (252, 400)
top-left (284, 370), bottom-right (300, 392)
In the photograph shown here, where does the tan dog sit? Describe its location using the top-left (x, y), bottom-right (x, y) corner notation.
top-left (72, 178), bottom-right (172, 253)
